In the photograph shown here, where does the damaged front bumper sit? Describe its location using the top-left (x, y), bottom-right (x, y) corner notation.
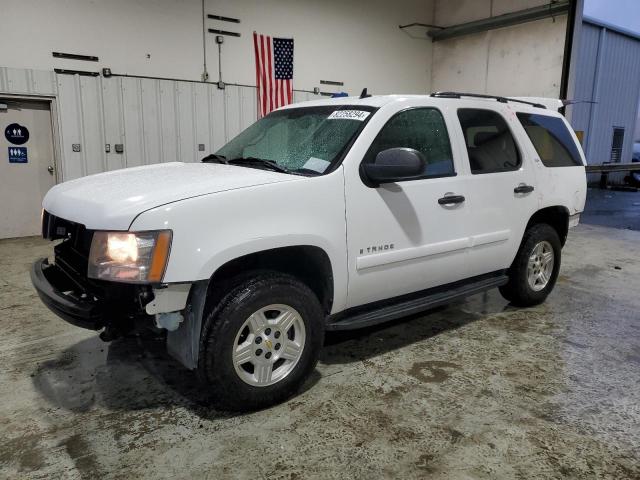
top-left (31, 257), bottom-right (193, 335)
top-left (31, 257), bottom-right (106, 330)
top-left (33, 211), bottom-right (193, 339)
top-left (32, 256), bottom-right (207, 369)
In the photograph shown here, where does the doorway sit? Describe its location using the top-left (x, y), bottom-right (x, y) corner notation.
top-left (0, 98), bottom-right (56, 238)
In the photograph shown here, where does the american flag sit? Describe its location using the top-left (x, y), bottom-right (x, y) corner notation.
top-left (253, 32), bottom-right (294, 118)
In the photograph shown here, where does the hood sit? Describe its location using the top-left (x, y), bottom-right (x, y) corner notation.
top-left (43, 162), bottom-right (296, 230)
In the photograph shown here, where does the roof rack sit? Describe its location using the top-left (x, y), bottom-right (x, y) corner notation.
top-left (430, 91), bottom-right (546, 109)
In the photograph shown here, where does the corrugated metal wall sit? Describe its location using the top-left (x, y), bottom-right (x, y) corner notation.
top-left (569, 23), bottom-right (640, 183)
top-left (0, 67), bottom-right (58, 96)
top-left (0, 67), bottom-right (320, 182)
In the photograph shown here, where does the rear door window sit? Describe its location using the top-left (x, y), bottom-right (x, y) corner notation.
top-left (457, 109), bottom-right (521, 174)
top-left (516, 113), bottom-right (583, 167)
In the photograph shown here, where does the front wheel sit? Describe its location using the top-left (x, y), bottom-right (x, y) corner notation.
top-left (499, 223), bottom-right (561, 307)
top-left (198, 272), bottom-right (324, 411)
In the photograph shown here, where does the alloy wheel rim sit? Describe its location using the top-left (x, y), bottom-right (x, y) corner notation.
top-left (527, 240), bottom-right (554, 292)
top-left (232, 304), bottom-right (306, 387)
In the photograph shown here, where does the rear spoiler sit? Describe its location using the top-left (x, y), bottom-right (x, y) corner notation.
top-left (511, 97), bottom-right (564, 112)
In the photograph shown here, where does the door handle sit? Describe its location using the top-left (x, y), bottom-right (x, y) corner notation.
top-left (514, 184), bottom-right (534, 194)
top-left (47, 165), bottom-right (54, 175)
top-left (438, 194), bottom-right (465, 205)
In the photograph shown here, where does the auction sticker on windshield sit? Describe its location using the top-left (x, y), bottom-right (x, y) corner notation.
top-left (303, 157), bottom-right (331, 173)
top-left (328, 110), bottom-right (370, 121)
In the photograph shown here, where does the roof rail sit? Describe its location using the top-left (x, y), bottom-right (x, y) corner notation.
top-left (430, 91), bottom-right (546, 109)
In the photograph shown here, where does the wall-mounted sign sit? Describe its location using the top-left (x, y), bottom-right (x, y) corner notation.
top-left (8, 147), bottom-right (28, 163)
top-left (5, 123), bottom-right (29, 145)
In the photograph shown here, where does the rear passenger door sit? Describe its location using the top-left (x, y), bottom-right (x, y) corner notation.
top-left (455, 106), bottom-right (539, 276)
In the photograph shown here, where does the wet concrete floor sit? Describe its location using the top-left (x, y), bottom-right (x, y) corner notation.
top-left (1, 223), bottom-right (639, 479)
top-left (582, 187), bottom-right (640, 231)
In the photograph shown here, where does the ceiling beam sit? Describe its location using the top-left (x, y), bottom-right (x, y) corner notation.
top-left (429, 1), bottom-right (571, 42)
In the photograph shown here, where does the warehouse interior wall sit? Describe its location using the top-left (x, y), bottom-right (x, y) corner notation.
top-left (204, 0), bottom-right (434, 95)
top-left (0, 68), bottom-right (323, 181)
top-left (430, 0), bottom-right (568, 97)
top-left (0, 0), bottom-right (438, 182)
top-left (0, 0), bottom-right (434, 95)
top-left (0, 0), bottom-right (579, 183)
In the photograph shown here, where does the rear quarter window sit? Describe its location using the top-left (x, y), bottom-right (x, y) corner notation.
top-left (516, 113), bottom-right (583, 167)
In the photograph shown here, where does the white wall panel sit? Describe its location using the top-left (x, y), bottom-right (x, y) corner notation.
top-left (240, 87), bottom-right (258, 132)
top-left (2, 68), bottom-right (321, 181)
top-left (78, 75), bottom-right (105, 176)
top-left (140, 79), bottom-right (163, 167)
top-left (176, 82), bottom-right (197, 163)
top-left (121, 77), bottom-right (146, 169)
top-left (192, 83), bottom-right (211, 158)
top-left (56, 74), bottom-right (84, 180)
top-left (224, 85), bottom-right (242, 143)
top-left (0, 67), bottom-right (57, 96)
top-left (159, 80), bottom-right (179, 164)
top-left (209, 86), bottom-right (227, 152)
top-left (101, 77), bottom-right (125, 172)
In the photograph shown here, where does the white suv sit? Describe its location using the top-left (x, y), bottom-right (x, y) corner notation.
top-left (32, 92), bottom-right (587, 410)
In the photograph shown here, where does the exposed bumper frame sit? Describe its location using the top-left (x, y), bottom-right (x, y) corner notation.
top-left (30, 258), bottom-right (105, 330)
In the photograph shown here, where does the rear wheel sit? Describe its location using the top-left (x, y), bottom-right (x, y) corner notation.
top-left (198, 272), bottom-right (324, 411)
top-left (499, 223), bottom-right (561, 307)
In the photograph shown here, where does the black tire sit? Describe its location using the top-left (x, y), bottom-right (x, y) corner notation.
top-left (198, 271), bottom-right (324, 411)
top-left (499, 223), bottom-right (562, 307)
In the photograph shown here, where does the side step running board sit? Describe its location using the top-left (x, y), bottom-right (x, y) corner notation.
top-left (326, 274), bottom-right (508, 331)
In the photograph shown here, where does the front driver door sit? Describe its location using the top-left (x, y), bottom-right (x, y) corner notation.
top-left (343, 106), bottom-right (471, 309)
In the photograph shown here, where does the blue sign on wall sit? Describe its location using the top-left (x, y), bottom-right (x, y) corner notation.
top-left (8, 147), bottom-right (28, 163)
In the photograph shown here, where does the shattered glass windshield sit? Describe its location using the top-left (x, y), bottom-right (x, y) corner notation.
top-left (214, 105), bottom-right (375, 175)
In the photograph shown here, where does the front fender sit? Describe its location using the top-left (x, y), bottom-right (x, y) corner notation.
top-left (129, 170), bottom-right (348, 312)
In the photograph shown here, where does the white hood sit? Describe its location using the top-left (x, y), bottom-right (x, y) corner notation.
top-left (43, 162), bottom-right (296, 230)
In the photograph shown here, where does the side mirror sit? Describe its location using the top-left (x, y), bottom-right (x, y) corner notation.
top-left (362, 147), bottom-right (426, 186)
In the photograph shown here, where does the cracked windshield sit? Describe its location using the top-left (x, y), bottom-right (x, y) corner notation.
top-left (215, 106), bottom-right (374, 174)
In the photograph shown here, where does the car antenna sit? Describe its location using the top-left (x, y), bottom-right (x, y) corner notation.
top-left (360, 88), bottom-right (371, 99)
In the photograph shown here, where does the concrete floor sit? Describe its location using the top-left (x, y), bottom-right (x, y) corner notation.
top-left (1, 224), bottom-right (639, 479)
top-left (582, 188), bottom-right (640, 231)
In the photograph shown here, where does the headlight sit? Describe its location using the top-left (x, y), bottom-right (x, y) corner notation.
top-left (88, 230), bottom-right (172, 283)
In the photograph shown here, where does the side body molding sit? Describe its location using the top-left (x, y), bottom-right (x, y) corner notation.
top-left (356, 231), bottom-right (510, 271)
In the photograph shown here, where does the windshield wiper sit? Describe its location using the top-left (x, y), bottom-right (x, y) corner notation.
top-left (292, 167), bottom-right (321, 176)
top-left (227, 157), bottom-right (291, 174)
top-left (201, 154), bottom-right (229, 164)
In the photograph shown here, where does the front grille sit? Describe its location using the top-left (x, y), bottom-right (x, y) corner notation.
top-left (42, 210), bottom-right (94, 255)
top-left (43, 210), bottom-right (94, 278)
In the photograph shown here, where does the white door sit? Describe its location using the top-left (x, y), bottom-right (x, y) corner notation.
top-left (344, 106), bottom-right (471, 308)
top-left (0, 99), bottom-right (56, 238)
top-left (453, 105), bottom-right (540, 276)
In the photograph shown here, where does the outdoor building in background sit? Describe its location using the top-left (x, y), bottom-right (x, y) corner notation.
top-left (566, 0), bottom-right (640, 182)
